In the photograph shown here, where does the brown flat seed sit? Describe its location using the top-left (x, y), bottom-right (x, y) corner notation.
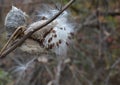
top-left (59, 40), bottom-right (62, 44)
top-left (66, 42), bottom-right (69, 46)
top-left (70, 32), bottom-right (74, 36)
top-left (51, 30), bottom-right (56, 33)
top-left (54, 34), bottom-right (57, 38)
top-left (60, 28), bottom-right (63, 30)
top-left (48, 37), bottom-right (52, 43)
top-left (49, 44), bottom-right (53, 49)
top-left (42, 16), bottom-right (47, 20)
top-left (39, 38), bottom-right (44, 43)
top-left (56, 42), bottom-right (59, 47)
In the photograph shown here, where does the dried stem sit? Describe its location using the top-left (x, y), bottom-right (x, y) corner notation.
top-left (96, 0), bottom-right (102, 58)
top-left (105, 58), bottom-right (120, 85)
top-left (54, 60), bottom-right (63, 85)
top-left (0, 0), bottom-right (75, 59)
top-left (0, 26), bottom-right (25, 55)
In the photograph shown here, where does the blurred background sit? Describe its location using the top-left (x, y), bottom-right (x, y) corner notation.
top-left (0, 0), bottom-right (120, 85)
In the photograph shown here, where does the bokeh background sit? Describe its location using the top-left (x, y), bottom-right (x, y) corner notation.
top-left (0, 0), bottom-right (120, 85)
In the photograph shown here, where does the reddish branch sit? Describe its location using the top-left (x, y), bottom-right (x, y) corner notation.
top-left (100, 11), bottom-right (120, 16)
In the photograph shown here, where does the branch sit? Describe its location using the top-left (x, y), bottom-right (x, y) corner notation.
top-left (0, 0), bottom-right (75, 59)
top-left (77, 11), bottom-right (120, 32)
top-left (105, 58), bottom-right (120, 85)
top-left (54, 60), bottom-right (63, 85)
top-left (101, 11), bottom-right (120, 16)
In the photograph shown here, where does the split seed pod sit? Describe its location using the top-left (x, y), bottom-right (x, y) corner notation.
top-left (4, 6), bottom-right (28, 38)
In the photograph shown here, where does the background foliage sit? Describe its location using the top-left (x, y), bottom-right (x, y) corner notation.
top-left (0, 0), bottom-right (120, 85)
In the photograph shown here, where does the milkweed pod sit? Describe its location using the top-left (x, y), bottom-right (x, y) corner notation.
top-left (4, 6), bottom-right (28, 38)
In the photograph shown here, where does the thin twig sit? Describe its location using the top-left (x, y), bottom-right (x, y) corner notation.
top-left (101, 11), bottom-right (120, 16)
top-left (54, 60), bottom-right (63, 85)
top-left (105, 58), bottom-right (120, 85)
top-left (0, 0), bottom-right (75, 59)
top-left (96, 0), bottom-right (102, 58)
top-left (44, 64), bottom-right (54, 79)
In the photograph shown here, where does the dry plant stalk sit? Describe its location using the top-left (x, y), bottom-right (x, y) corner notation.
top-left (0, 26), bottom-right (25, 55)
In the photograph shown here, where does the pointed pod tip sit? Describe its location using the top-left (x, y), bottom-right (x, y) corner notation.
top-left (12, 5), bottom-right (19, 11)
